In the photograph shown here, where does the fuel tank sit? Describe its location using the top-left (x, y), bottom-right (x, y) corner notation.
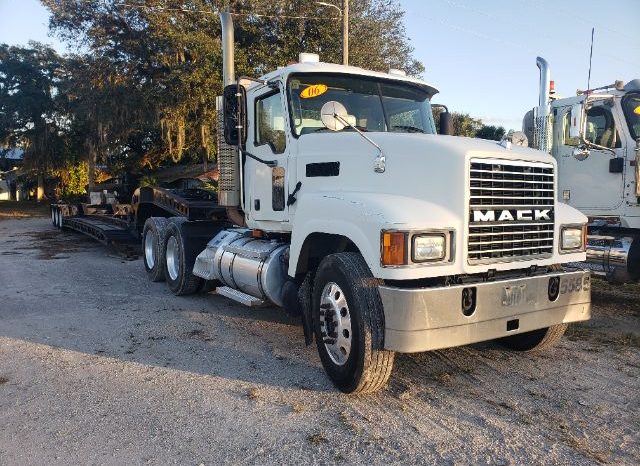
top-left (193, 229), bottom-right (289, 306)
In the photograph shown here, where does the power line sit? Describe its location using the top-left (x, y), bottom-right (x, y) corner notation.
top-left (115, 3), bottom-right (339, 20)
top-left (432, 0), bottom-right (640, 68)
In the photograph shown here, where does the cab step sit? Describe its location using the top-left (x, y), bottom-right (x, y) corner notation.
top-left (215, 286), bottom-right (265, 307)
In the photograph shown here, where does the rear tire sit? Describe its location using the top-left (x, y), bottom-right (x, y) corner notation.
top-left (499, 323), bottom-right (568, 351)
top-left (51, 207), bottom-right (59, 228)
top-left (312, 252), bottom-right (394, 394)
top-left (163, 219), bottom-right (203, 296)
top-left (142, 217), bottom-right (169, 282)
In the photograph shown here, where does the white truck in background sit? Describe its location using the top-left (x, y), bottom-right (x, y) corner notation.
top-left (136, 14), bottom-right (592, 394)
top-left (524, 57), bottom-right (640, 282)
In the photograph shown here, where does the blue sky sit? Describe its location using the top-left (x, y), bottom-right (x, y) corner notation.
top-left (1, 0), bottom-right (639, 130)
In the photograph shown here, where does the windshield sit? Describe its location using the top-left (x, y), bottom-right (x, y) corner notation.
top-left (287, 73), bottom-right (436, 136)
top-left (622, 92), bottom-right (640, 140)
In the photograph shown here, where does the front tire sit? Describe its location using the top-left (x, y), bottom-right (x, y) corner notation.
top-left (142, 217), bottom-right (169, 282)
top-left (312, 253), bottom-right (394, 394)
top-left (499, 323), bottom-right (568, 351)
top-left (163, 219), bottom-right (202, 296)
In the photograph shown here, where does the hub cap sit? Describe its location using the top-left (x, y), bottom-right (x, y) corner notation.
top-left (166, 236), bottom-right (180, 281)
top-left (320, 282), bottom-right (352, 366)
top-left (144, 230), bottom-right (155, 269)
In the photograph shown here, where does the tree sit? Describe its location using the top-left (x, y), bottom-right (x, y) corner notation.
top-left (476, 124), bottom-right (506, 141)
top-left (42, 0), bottom-right (424, 173)
top-left (0, 43), bottom-right (67, 199)
top-left (433, 109), bottom-right (482, 137)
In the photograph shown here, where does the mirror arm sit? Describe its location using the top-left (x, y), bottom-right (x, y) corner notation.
top-left (334, 114), bottom-right (386, 173)
top-left (579, 136), bottom-right (616, 155)
top-left (242, 150), bottom-right (278, 168)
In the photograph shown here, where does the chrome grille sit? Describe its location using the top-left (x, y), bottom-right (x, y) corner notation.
top-left (468, 159), bottom-right (555, 264)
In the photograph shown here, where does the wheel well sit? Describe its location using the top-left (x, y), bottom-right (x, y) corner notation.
top-left (295, 233), bottom-right (361, 276)
top-left (135, 203), bottom-right (175, 233)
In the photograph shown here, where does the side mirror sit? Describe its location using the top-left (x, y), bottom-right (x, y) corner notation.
top-left (569, 103), bottom-right (584, 139)
top-left (223, 84), bottom-right (246, 146)
top-left (439, 111), bottom-right (453, 136)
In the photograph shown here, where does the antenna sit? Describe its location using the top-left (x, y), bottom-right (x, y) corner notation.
top-left (587, 27), bottom-right (594, 94)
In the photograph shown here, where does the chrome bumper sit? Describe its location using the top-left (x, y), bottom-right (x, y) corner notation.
top-left (379, 270), bottom-right (591, 353)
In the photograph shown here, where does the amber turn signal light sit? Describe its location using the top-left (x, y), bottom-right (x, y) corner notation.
top-left (382, 231), bottom-right (406, 266)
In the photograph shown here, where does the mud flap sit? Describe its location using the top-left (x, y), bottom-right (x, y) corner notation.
top-left (299, 272), bottom-right (315, 346)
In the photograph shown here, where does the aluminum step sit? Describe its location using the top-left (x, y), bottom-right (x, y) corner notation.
top-left (215, 286), bottom-right (265, 307)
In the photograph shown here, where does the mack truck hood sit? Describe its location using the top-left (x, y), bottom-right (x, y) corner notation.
top-left (293, 132), bottom-right (586, 279)
top-left (296, 132), bottom-right (556, 226)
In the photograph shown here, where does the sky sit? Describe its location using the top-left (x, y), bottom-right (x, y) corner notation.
top-left (1, 0), bottom-right (639, 131)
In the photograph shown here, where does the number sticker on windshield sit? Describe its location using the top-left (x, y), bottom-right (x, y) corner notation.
top-left (300, 84), bottom-right (328, 99)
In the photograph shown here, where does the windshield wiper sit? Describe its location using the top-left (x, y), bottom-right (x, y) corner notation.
top-left (391, 125), bottom-right (425, 133)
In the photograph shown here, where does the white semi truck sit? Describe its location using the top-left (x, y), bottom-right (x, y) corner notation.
top-left (138, 14), bottom-right (592, 393)
top-left (524, 57), bottom-right (640, 282)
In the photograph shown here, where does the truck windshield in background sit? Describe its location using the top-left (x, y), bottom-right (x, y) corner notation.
top-left (622, 92), bottom-right (640, 139)
top-left (288, 74), bottom-right (436, 136)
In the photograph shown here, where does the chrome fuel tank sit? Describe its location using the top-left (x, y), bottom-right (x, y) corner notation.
top-left (193, 229), bottom-right (289, 306)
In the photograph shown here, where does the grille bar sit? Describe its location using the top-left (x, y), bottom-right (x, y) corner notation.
top-left (468, 159), bottom-right (555, 264)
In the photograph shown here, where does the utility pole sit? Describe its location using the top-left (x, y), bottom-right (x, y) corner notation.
top-left (316, 2), bottom-right (348, 65)
top-left (342, 0), bottom-right (349, 66)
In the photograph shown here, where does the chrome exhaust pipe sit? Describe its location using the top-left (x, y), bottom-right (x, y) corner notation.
top-left (220, 11), bottom-right (235, 87)
top-left (217, 11), bottom-right (242, 216)
top-left (536, 56), bottom-right (550, 111)
top-left (535, 56), bottom-right (552, 153)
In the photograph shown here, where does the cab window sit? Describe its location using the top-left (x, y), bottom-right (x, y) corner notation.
top-left (564, 105), bottom-right (621, 148)
top-left (255, 92), bottom-right (286, 154)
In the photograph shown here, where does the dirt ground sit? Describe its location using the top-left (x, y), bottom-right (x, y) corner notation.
top-left (0, 216), bottom-right (638, 465)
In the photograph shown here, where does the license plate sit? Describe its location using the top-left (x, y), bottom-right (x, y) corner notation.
top-left (502, 284), bottom-right (527, 307)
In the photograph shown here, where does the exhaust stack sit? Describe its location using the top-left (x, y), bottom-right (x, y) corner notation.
top-left (217, 11), bottom-right (241, 210)
top-left (537, 56), bottom-right (550, 111)
top-left (220, 11), bottom-right (235, 86)
top-left (535, 56), bottom-right (552, 153)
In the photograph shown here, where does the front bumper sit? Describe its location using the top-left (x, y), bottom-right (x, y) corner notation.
top-left (379, 270), bottom-right (591, 353)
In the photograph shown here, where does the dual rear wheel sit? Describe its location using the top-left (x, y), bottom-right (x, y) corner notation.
top-left (142, 216), bottom-right (207, 295)
top-left (51, 206), bottom-right (63, 229)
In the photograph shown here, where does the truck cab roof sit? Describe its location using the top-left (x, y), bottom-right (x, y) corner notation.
top-left (256, 61), bottom-right (440, 98)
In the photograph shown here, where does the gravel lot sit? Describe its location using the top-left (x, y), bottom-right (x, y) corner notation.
top-left (0, 216), bottom-right (638, 465)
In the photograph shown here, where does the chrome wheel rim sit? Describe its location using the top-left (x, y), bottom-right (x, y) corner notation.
top-left (166, 236), bottom-right (179, 281)
top-left (320, 282), bottom-right (352, 366)
top-left (144, 230), bottom-right (155, 269)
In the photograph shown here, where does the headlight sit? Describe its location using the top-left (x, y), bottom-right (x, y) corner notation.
top-left (560, 225), bottom-right (586, 252)
top-left (412, 234), bottom-right (446, 262)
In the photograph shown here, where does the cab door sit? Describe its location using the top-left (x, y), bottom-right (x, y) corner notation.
top-left (554, 102), bottom-right (625, 211)
top-left (245, 88), bottom-right (290, 223)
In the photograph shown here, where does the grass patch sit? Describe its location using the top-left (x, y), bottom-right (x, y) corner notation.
top-left (0, 201), bottom-right (50, 220)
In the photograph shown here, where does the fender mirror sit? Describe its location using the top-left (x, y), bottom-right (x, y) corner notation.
top-left (439, 111), bottom-right (453, 136)
top-left (572, 146), bottom-right (590, 161)
top-left (320, 101), bottom-right (349, 131)
top-left (223, 84), bottom-right (247, 146)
